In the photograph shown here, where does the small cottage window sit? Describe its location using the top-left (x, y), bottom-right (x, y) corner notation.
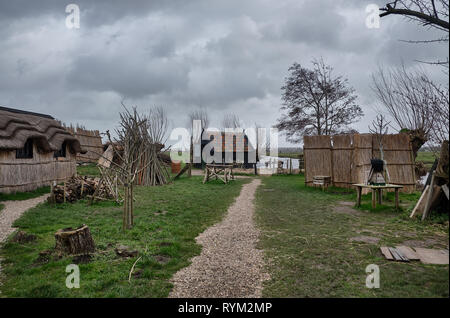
top-left (16, 139), bottom-right (33, 159)
top-left (54, 141), bottom-right (67, 158)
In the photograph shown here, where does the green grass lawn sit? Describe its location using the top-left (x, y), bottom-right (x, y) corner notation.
top-left (255, 175), bottom-right (449, 298)
top-left (278, 152), bottom-right (302, 159)
top-left (0, 186), bottom-right (50, 202)
top-left (416, 151), bottom-right (437, 170)
top-left (0, 176), bottom-right (248, 298)
top-left (76, 163), bottom-right (101, 178)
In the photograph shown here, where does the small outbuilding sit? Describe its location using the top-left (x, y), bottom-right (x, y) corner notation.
top-left (197, 129), bottom-right (257, 169)
top-left (0, 106), bottom-right (85, 193)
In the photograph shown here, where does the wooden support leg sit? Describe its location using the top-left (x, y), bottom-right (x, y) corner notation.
top-left (395, 188), bottom-right (399, 210)
top-left (377, 189), bottom-right (382, 205)
top-left (356, 187), bottom-right (362, 207)
top-left (203, 167), bottom-right (209, 184)
top-left (372, 189), bottom-right (376, 209)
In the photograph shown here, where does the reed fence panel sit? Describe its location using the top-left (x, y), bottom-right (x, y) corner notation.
top-left (304, 133), bottom-right (415, 193)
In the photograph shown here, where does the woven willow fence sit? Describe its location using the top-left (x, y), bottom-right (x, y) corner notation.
top-left (304, 133), bottom-right (416, 193)
top-left (66, 127), bottom-right (103, 163)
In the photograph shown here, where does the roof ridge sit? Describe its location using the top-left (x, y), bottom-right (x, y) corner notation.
top-left (0, 106), bottom-right (54, 119)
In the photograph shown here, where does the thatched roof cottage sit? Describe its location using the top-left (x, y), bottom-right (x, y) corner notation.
top-left (0, 106), bottom-right (85, 193)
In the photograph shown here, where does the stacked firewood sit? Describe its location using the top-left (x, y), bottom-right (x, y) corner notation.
top-left (48, 176), bottom-right (112, 204)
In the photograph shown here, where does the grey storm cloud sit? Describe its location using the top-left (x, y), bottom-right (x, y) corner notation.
top-left (0, 0), bottom-right (448, 145)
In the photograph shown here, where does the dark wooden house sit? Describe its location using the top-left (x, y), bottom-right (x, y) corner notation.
top-left (197, 129), bottom-right (257, 169)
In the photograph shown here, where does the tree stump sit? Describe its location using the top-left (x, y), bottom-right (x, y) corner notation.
top-left (55, 225), bottom-right (95, 255)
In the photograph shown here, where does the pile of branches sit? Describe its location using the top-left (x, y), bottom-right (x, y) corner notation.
top-left (48, 176), bottom-right (113, 204)
top-left (106, 105), bottom-right (171, 187)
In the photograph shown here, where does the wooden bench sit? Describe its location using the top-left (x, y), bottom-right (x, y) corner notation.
top-left (313, 175), bottom-right (331, 190)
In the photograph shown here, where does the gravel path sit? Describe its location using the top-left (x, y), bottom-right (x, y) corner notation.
top-left (0, 194), bottom-right (49, 243)
top-left (169, 178), bottom-right (269, 298)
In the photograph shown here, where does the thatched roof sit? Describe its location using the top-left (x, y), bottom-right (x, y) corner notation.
top-left (0, 106), bottom-right (84, 153)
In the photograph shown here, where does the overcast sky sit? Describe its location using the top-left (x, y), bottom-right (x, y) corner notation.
top-left (0, 0), bottom-right (448, 147)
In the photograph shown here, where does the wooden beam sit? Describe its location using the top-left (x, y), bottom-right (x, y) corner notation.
top-left (410, 185), bottom-right (429, 218)
top-left (422, 171), bottom-right (436, 221)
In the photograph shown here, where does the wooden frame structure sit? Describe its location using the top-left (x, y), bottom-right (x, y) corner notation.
top-left (203, 164), bottom-right (235, 184)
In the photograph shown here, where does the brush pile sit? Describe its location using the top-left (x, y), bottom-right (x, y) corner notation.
top-left (48, 176), bottom-right (113, 204)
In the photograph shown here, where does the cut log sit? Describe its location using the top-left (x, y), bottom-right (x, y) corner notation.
top-left (55, 224), bottom-right (95, 255)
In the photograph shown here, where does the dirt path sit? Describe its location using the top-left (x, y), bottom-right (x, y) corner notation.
top-left (0, 194), bottom-right (49, 243)
top-left (169, 178), bottom-right (268, 298)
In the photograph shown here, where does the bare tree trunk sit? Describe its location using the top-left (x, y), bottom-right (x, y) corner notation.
top-left (408, 129), bottom-right (428, 159)
top-left (123, 182), bottom-right (133, 230)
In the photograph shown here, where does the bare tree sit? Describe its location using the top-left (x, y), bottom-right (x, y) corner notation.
top-left (107, 106), bottom-right (148, 230)
top-left (369, 114), bottom-right (391, 160)
top-left (221, 113), bottom-right (242, 129)
top-left (427, 80), bottom-right (450, 149)
top-left (276, 58), bottom-right (363, 142)
top-left (187, 108), bottom-right (209, 131)
top-left (105, 105), bottom-right (170, 230)
top-left (380, 0), bottom-right (449, 66)
top-left (371, 65), bottom-right (445, 157)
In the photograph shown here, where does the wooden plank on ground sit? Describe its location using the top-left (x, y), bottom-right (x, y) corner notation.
top-left (395, 246), bottom-right (420, 261)
top-left (414, 248), bottom-right (449, 265)
top-left (380, 246), bottom-right (394, 260)
top-left (389, 247), bottom-right (409, 262)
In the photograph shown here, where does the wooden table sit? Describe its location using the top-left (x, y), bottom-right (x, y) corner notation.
top-left (353, 184), bottom-right (403, 209)
top-left (203, 164), bottom-right (235, 184)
